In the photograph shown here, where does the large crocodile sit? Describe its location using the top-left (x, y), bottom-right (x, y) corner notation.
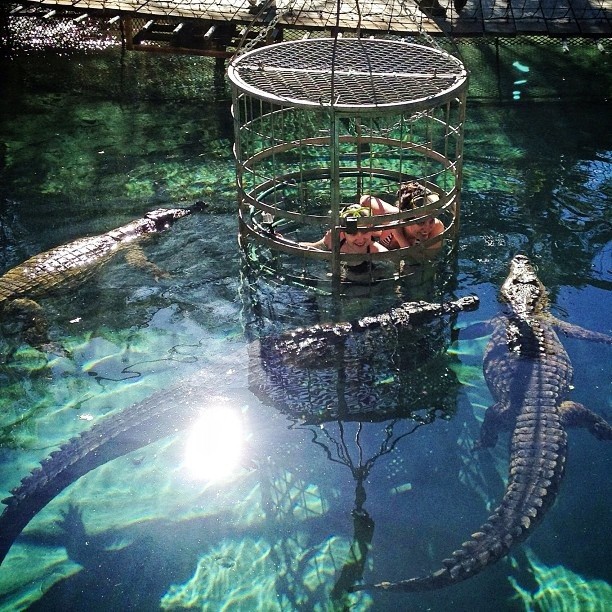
top-left (0, 202), bottom-right (206, 343)
top-left (0, 294), bottom-right (478, 566)
top-left (250, 295), bottom-right (479, 423)
top-left (351, 254), bottom-right (612, 593)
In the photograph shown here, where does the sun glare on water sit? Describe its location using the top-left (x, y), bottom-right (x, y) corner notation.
top-left (184, 406), bottom-right (244, 481)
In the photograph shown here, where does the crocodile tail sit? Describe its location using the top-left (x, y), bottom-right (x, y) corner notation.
top-left (351, 408), bottom-right (568, 593)
top-left (0, 381), bottom-right (208, 566)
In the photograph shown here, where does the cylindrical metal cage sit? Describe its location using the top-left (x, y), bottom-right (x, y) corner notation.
top-left (228, 37), bottom-right (468, 290)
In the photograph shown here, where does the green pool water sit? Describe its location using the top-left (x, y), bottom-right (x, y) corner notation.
top-left (0, 41), bottom-right (610, 612)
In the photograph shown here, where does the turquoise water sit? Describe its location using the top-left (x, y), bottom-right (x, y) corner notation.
top-left (0, 45), bottom-right (611, 611)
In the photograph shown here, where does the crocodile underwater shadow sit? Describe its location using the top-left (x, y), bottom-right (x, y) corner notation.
top-left (350, 254), bottom-right (612, 594)
top-left (0, 202), bottom-right (206, 347)
top-left (0, 292), bottom-right (479, 568)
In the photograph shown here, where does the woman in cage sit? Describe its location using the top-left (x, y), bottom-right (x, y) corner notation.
top-left (361, 182), bottom-right (445, 255)
top-left (298, 204), bottom-right (388, 274)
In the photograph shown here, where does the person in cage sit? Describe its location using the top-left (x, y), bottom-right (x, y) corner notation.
top-left (361, 182), bottom-right (445, 255)
top-left (298, 204), bottom-right (388, 274)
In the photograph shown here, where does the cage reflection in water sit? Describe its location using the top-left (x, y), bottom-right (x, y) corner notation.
top-left (228, 37), bottom-right (468, 290)
top-left (246, 287), bottom-right (462, 600)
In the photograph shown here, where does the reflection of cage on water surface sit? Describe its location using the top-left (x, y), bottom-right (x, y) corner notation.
top-left (228, 38), bottom-right (468, 288)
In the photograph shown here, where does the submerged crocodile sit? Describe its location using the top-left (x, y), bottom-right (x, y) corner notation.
top-left (0, 202), bottom-right (206, 343)
top-left (250, 295), bottom-right (479, 423)
top-left (0, 294), bottom-right (478, 566)
top-left (351, 254), bottom-right (612, 593)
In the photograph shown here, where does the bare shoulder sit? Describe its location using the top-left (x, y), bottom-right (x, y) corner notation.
top-left (431, 218), bottom-right (445, 238)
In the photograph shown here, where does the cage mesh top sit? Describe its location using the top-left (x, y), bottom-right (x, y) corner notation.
top-left (228, 38), bottom-right (468, 111)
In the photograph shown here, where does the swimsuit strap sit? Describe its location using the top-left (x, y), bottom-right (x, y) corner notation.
top-left (379, 234), bottom-right (393, 247)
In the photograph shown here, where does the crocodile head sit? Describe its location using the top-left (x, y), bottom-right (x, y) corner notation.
top-left (500, 254), bottom-right (548, 316)
top-left (144, 201), bottom-right (207, 232)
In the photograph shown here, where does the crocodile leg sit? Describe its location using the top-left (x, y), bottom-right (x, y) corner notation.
top-left (550, 317), bottom-right (612, 345)
top-left (476, 402), bottom-right (514, 449)
top-left (124, 244), bottom-right (171, 280)
top-left (1, 298), bottom-right (50, 346)
top-left (559, 400), bottom-right (612, 440)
